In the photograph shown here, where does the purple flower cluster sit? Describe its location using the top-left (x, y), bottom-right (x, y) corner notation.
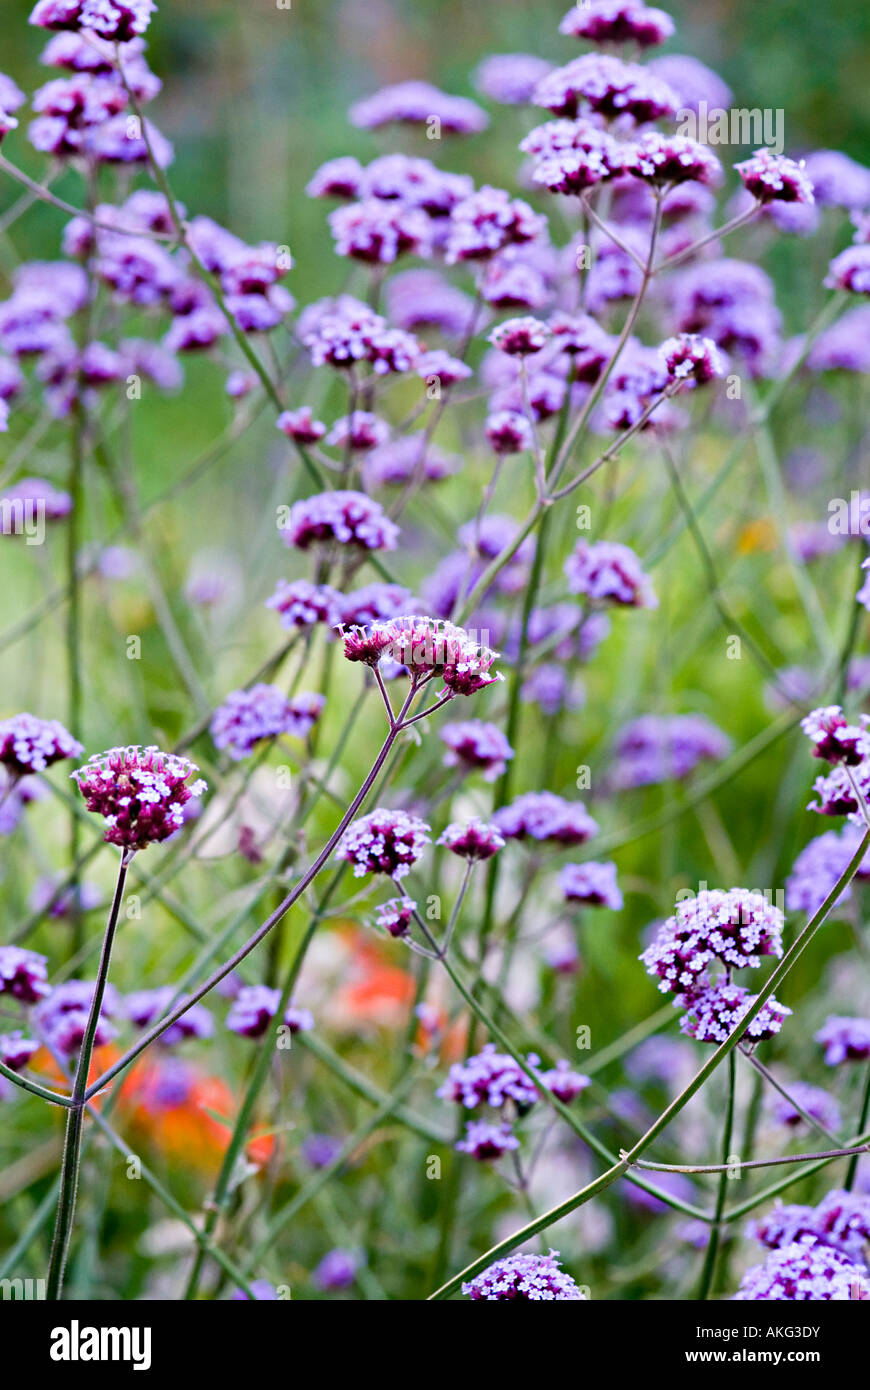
top-left (71, 745), bottom-right (206, 852)
top-left (734, 1239), bottom-right (868, 1301)
top-left (30, 0), bottom-right (156, 41)
top-left (558, 1), bottom-right (674, 49)
top-left (560, 860), bottom-right (623, 910)
top-left (533, 54), bottom-right (678, 123)
top-left (440, 720), bottom-right (514, 781)
top-left (767, 1082), bottom-right (841, 1132)
top-left (348, 80), bottom-right (488, 135)
top-left (815, 1016), bottom-right (870, 1066)
top-left (462, 1250), bottom-right (586, 1300)
top-left (437, 1043), bottom-right (539, 1112)
top-left (341, 615), bottom-right (503, 698)
top-left (225, 985), bottom-right (313, 1039)
top-left (456, 1120), bottom-right (519, 1161)
top-left (0, 713), bottom-right (83, 775)
top-left (641, 888), bottom-right (785, 997)
top-left (0, 945), bottom-right (50, 1003)
top-left (565, 539), bottom-right (657, 609)
top-left (610, 714), bottom-right (731, 789)
top-left (126, 987), bottom-right (213, 1045)
top-left (33, 978), bottom-right (121, 1055)
top-left (210, 685), bottom-right (325, 760)
top-left (437, 818), bottom-right (506, 861)
top-left (281, 491), bottom-right (399, 553)
top-left (494, 790), bottom-right (598, 845)
top-left (679, 981), bottom-right (791, 1046)
top-left (336, 808), bottom-right (431, 881)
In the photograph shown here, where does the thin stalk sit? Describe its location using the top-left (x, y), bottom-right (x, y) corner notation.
top-left (696, 1051), bottom-right (735, 1300)
top-left (46, 852), bottom-right (130, 1299)
top-left (846, 1062), bottom-right (870, 1190)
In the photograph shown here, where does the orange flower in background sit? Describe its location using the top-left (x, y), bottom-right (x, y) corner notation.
top-left (736, 517), bottom-right (777, 554)
top-left (330, 932), bottom-right (416, 1029)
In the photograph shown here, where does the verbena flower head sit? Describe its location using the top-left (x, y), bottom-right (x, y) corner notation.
top-left (437, 818), bottom-right (506, 861)
top-left (33, 978), bottom-right (121, 1055)
top-left (623, 133), bottom-right (723, 188)
top-left (265, 579), bottom-right (343, 631)
top-left (0, 1031), bottom-right (40, 1072)
top-left (489, 315), bottom-right (551, 356)
top-left (437, 1042), bottom-right (539, 1111)
top-left (29, 0), bottom-right (156, 42)
top-left (485, 409), bottom-right (534, 453)
top-left (375, 896), bottom-right (416, 938)
top-left (659, 333), bottom-right (726, 387)
top-left (533, 54), bottom-right (678, 123)
top-left (679, 980), bottom-right (791, 1046)
top-left (641, 888), bottom-right (785, 996)
top-left (71, 745), bottom-right (206, 852)
top-left (815, 1015), bottom-right (870, 1066)
top-left (734, 1239), bottom-right (868, 1301)
top-left (528, 126), bottom-right (625, 196)
top-left (560, 861), bottom-right (623, 910)
top-left (0, 945), bottom-right (50, 1003)
top-left (768, 1082), bottom-right (841, 1132)
top-left (565, 539), bottom-right (658, 609)
top-left (462, 1250), bottom-right (586, 1300)
top-left (226, 984), bottom-right (280, 1039)
top-left (211, 685), bottom-right (324, 760)
top-left (336, 807), bottom-right (431, 880)
top-left (536, 1058), bottom-right (591, 1102)
top-left (276, 406), bottom-right (326, 443)
top-left (494, 791), bottom-right (598, 845)
top-left (328, 198), bottom-right (433, 265)
top-left (446, 186), bottom-right (546, 263)
top-left (809, 760), bottom-right (870, 819)
top-left (826, 246), bottom-right (870, 295)
top-left (126, 987), bottom-right (213, 1045)
top-left (341, 615), bottom-right (503, 697)
top-left (786, 824), bottom-right (870, 917)
top-left (559, 1), bottom-right (675, 49)
top-left (440, 720), bottom-right (514, 781)
top-left (349, 80), bottom-right (488, 135)
top-left (610, 714), bottom-right (731, 788)
top-left (0, 713), bottom-right (82, 775)
top-left (474, 53), bottom-right (553, 106)
top-left (313, 1248), bottom-right (358, 1291)
top-left (281, 491), bottom-right (399, 552)
top-left (456, 1120), bottom-right (519, 1161)
top-left (735, 149), bottom-right (815, 204)
top-left (800, 706), bottom-right (870, 766)
top-left (326, 412), bottom-right (390, 452)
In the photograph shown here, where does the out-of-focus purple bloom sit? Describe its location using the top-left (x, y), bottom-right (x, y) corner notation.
top-left (0, 477), bottom-right (73, 525)
top-left (489, 315), bottom-right (551, 356)
top-left (440, 720), bottom-right (514, 781)
top-left (815, 1016), bottom-right (870, 1066)
top-left (536, 1058), bottom-right (591, 1102)
top-left (0, 713), bottom-right (82, 774)
top-left (349, 80), bottom-right (487, 135)
top-left (474, 53), bottom-right (553, 105)
top-left (0, 946), bottom-right (50, 1004)
top-left (808, 306), bottom-right (870, 373)
top-left (280, 490), bottom-right (399, 552)
top-left (230, 1280), bottom-right (279, 1301)
top-left (384, 270), bottom-right (476, 337)
top-left (126, 987), bottom-right (214, 1045)
top-left (533, 54), bottom-right (678, 123)
top-left (826, 246), bottom-right (870, 295)
top-left (437, 818), bottom-right (506, 861)
top-left (265, 579), bottom-right (343, 631)
top-left (0, 1031), bottom-right (40, 1072)
top-left (29, 0), bottom-right (156, 41)
top-left (446, 186), bottom-right (546, 264)
top-left (302, 1134), bottom-right (343, 1169)
top-left (363, 433), bottom-right (459, 488)
top-left (561, 861), bottom-right (623, 910)
top-left (494, 791), bottom-right (598, 845)
top-left (33, 978), bottom-right (120, 1055)
top-left (803, 149), bottom-right (870, 209)
top-left (336, 584), bottom-right (413, 628)
top-left (29, 876), bottom-right (101, 919)
top-left (313, 1248), bottom-right (358, 1291)
top-left (767, 1082), bottom-right (841, 1132)
top-left (485, 409), bottom-right (534, 454)
top-left (610, 714), bottom-right (731, 789)
top-left (456, 1119), bottom-right (519, 1160)
top-left (276, 407), bottom-right (326, 444)
top-left (462, 1250), bottom-right (586, 1300)
top-left (211, 685), bottom-right (324, 759)
top-left (565, 539), bottom-right (657, 609)
top-left (786, 824), bottom-right (870, 917)
top-left (326, 412), bottom-right (390, 453)
top-left (559, 1), bottom-right (674, 48)
top-left (646, 53), bottom-right (732, 115)
top-left (659, 333), bottom-right (726, 387)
